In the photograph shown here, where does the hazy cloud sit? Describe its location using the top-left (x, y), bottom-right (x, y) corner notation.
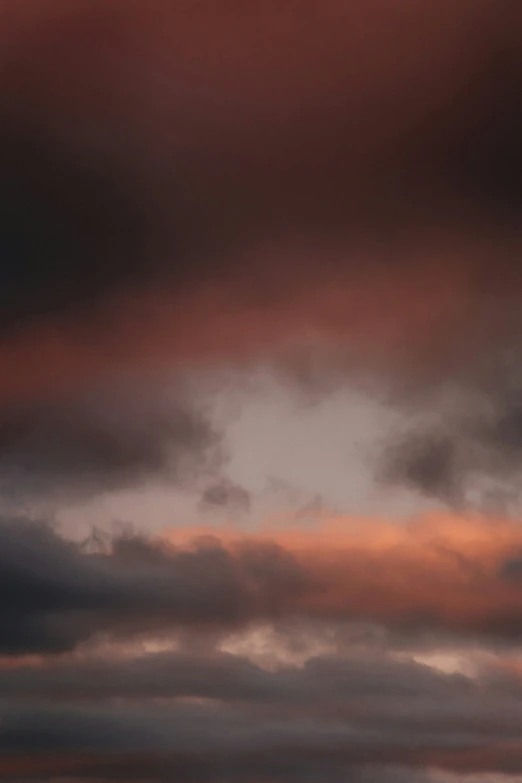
top-left (0, 377), bottom-right (223, 500)
top-left (200, 480), bottom-right (251, 513)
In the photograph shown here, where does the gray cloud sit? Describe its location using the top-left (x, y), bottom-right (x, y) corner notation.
top-left (1, 650), bottom-right (522, 777)
top-left (0, 519), bottom-right (309, 655)
top-left (381, 432), bottom-right (460, 505)
top-left (0, 378), bottom-right (223, 500)
top-left (3, 517), bottom-right (522, 656)
top-left (0, 648), bottom-right (468, 705)
top-left (379, 362), bottom-right (522, 511)
top-left (200, 480), bottom-right (251, 513)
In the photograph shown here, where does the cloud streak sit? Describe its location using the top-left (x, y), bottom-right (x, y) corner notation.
top-left (3, 648), bottom-right (522, 777)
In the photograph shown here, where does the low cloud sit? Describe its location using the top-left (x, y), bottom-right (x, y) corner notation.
top-left (0, 377), bottom-right (223, 501)
top-left (0, 518), bottom-right (308, 654)
top-left (3, 514), bottom-right (522, 655)
top-left (2, 649), bottom-right (522, 777)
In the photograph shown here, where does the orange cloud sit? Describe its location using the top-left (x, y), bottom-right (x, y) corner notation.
top-left (162, 513), bottom-right (522, 637)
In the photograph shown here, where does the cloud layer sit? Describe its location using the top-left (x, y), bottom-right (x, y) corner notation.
top-left (3, 515), bottom-right (522, 656)
top-left (0, 3), bottom-right (521, 782)
top-left (3, 627), bottom-right (522, 778)
top-left (0, 0), bottom-right (519, 404)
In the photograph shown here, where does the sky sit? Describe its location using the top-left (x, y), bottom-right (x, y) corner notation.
top-left (0, 1), bottom-right (521, 780)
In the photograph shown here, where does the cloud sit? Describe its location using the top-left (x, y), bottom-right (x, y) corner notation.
top-left (381, 433), bottom-right (460, 504)
top-left (0, 123), bottom-right (154, 334)
top-left (0, 0), bottom-right (518, 406)
top-left (0, 518), bottom-right (309, 654)
top-left (0, 3), bottom-right (521, 782)
top-left (379, 357), bottom-right (522, 511)
top-left (200, 480), bottom-right (251, 513)
top-left (0, 377), bottom-right (222, 501)
top-left (0, 647), bottom-right (470, 704)
top-left (4, 514), bottom-right (522, 655)
top-left (2, 648), bottom-right (522, 776)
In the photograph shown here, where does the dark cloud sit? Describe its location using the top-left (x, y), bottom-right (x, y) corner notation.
top-left (0, 648), bottom-right (468, 705)
top-left (1, 650), bottom-right (522, 777)
top-left (0, 377), bottom-right (222, 500)
top-left (381, 433), bottom-right (459, 504)
top-left (379, 363), bottom-right (522, 511)
top-left (0, 0), bottom-right (519, 443)
top-left (5, 764), bottom-right (449, 783)
top-left (434, 6), bottom-right (522, 227)
top-left (0, 0), bottom-right (519, 355)
top-left (0, 519), bottom-right (309, 655)
top-left (0, 4), bottom-right (228, 338)
top-left (0, 124), bottom-right (152, 333)
top-left (200, 480), bottom-right (251, 513)
top-left (3, 516), bottom-right (522, 655)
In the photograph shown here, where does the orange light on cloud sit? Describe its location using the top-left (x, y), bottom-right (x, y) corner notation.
top-left (0, 248), bottom-right (505, 406)
top-left (161, 512), bottom-right (522, 636)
